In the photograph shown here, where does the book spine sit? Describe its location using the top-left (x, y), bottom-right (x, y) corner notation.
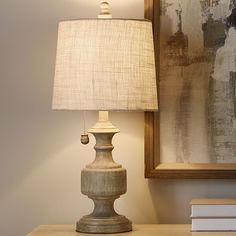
top-left (191, 205), bottom-right (236, 217)
top-left (191, 218), bottom-right (236, 231)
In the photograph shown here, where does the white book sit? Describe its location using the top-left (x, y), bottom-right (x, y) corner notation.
top-left (192, 218), bottom-right (236, 231)
top-left (191, 199), bottom-right (236, 217)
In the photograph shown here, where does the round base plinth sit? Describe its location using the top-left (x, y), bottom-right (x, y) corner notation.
top-left (76, 215), bottom-right (132, 234)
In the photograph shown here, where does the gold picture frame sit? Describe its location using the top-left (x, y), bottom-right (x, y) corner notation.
top-left (144, 0), bottom-right (236, 178)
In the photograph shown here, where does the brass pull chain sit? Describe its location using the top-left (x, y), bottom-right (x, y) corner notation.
top-left (81, 111), bottom-right (89, 145)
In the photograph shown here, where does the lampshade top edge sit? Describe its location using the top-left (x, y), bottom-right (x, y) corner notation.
top-left (57, 18), bottom-right (152, 24)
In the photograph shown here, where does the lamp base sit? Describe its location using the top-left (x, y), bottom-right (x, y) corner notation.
top-left (76, 215), bottom-right (132, 234)
top-left (77, 111), bottom-right (132, 234)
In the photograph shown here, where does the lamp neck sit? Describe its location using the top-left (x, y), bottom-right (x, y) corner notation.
top-left (99, 111), bottom-right (109, 122)
top-left (89, 111), bottom-right (119, 133)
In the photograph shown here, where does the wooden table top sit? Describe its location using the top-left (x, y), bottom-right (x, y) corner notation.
top-left (26, 224), bottom-right (236, 236)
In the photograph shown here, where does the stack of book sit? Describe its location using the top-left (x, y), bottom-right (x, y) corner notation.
top-left (191, 198), bottom-right (236, 231)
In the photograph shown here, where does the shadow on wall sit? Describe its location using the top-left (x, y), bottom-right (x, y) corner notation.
top-left (148, 178), bottom-right (236, 223)
top-left (0, 110), bottom-right (95, 200)
top-left (0, 109), bottom-right (97, 235)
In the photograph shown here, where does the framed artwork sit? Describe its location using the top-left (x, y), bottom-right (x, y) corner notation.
top-left (144, 0), bottom-right (236, 178)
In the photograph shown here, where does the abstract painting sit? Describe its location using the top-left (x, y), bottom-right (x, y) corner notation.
top-left (160, 0), bottom-right (236, 163)
top-left (144, 0), bottom-right (236, 178)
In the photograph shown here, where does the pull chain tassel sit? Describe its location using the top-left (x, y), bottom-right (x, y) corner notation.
top-left (81, 111), bottom-right (89, 145)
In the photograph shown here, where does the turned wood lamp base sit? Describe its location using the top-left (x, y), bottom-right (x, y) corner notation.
top-left (76, 111), bottom-right (132, 234)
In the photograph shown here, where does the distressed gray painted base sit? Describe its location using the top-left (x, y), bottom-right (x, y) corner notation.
top-left (76, 112), bottom-right (132, 233)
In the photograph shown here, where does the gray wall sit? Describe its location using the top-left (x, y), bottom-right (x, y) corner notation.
top-left (0, 0), bottom-right (236, 235)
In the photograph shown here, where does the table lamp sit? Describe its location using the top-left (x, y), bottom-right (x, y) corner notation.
top-left (52, 2), bottom-right (158, 234)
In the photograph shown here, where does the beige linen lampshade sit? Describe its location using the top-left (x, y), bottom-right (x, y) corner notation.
top-left (52, 19), bottom-right (158, 111)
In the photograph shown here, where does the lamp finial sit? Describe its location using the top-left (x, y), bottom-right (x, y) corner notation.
top-left (98, 2), bottom-right (112, 19)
